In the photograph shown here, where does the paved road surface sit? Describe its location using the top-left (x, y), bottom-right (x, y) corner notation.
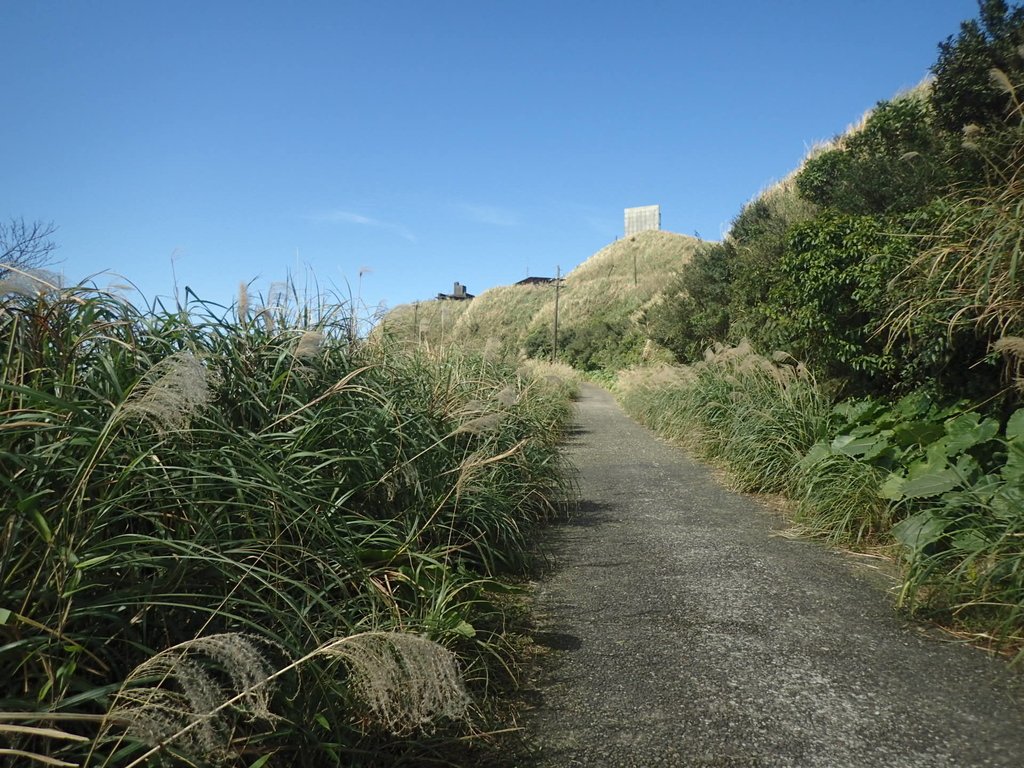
top-left (516, 384), bottom-right (1024, 767)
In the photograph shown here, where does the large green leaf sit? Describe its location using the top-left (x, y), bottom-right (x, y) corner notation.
top-left (1006, 408), bottom-right (1024, 442)
top-left (799, 441), bottom-right (833, 469)
top-left (892, 420), bottom-right (945, 448)
top-left (833, 398), bottom-right (881, 425)
top-left (991, 484), bottom-right (1024, 521)
top-left (827, 430), bottom-right (892, 460)
top-left (1003, 441), bottom-right (1024, 484)
top-left (894, 391), bottom-right (934, 421)
top-left (943, 412), bottom-right (999, 455)
top-left (951, 528), bottom-right (991, 554)
top-left (900, 468), bottom-right (961, 498)
top-left (879, 473), bottom-right (906, 500)
top-left (892, 511), bottom-right (948, 553)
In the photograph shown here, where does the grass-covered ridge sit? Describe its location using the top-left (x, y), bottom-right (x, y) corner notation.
top-left (374, 295), bottom-right (472, 351)
top-left (450, 283), bottom-right (552, 360)
top-left (0, 283), bottom-right (576, 766)
top-left (522, 230), bottom-right (699, 371)
top-left (378, 229), bottom-right (699, 371)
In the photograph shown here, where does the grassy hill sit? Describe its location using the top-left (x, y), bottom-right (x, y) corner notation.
top-left (522, 230), bottom-right (700, 369)
top-left (374, 296), bottom-right (472, 350)
top-left (450, 282), bottom-right (553, 358)
top-left (376, 229), bottom-right (701, 369)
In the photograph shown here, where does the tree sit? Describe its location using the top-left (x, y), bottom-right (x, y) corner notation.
top-left (796, 95), bottom-right (955, 216)
top-left (0, 217), bottom-right (58, 280)
top-left (930, 0), bottom-right (1024, 132)
top-left (645, 242), bottom-right (734, 363)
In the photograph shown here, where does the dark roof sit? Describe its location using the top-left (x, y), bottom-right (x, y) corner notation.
top-left (436, 291), bottom-right (474, 300)
top-left (515, 276), bottom-right (557, 285)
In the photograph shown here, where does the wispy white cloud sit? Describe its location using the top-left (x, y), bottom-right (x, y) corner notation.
top-left (305, 209), bottom-right (416, 242)
top-left (455, 203), bottom-right (519, 227)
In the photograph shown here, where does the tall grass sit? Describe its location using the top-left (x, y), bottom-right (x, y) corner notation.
top-left (618, 342), bottom-right (832, 495)
top-left (0, 283), bottom-right (573, 766)
top-left (885, 71), bottom-right (1024, 345)
top-left (617, 346), bottom-right (903, 548)
top-left (449, 283), bottom-right (552, 359)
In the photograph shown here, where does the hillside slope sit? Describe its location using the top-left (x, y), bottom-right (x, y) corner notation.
top-left (523, 230), bottom-right (700, 369)
top-left (377, 229), bottom-right (701, 367)
top-left (450, 282), bottom-right (553, 358)
top-left (374, 297), bottom-right (471, 350)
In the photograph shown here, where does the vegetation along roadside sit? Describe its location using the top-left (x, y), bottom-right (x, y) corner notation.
top-left (0, 280), bottom-right (577, 766)
top-left (378, 1), bottom-right (1024, 660)
top-left (620, 0), bottom-right (1024, 658)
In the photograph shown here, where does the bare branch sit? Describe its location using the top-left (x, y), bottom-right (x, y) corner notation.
top-left (0, 217), bottom-right (59, 278)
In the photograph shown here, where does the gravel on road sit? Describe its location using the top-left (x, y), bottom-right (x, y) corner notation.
top-left (515, 383), bottom-right (1024, 767)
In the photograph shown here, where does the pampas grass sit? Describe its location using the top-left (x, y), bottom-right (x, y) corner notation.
top-left (618, 342), bottom-right (832, 495)
top-left (994, 335), bottom-right (1024, 392)
top-left (323, 632), bottom-right (470, 736)
top-left (103, 631), bottom-right (470, 766)
top-left (0, 283), bottom-right (574, 766)
top-left (117, 351), bottom-right (219, 435)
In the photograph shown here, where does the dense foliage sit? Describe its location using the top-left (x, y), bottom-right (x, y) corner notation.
top-left (931, 0), bottom-right (1024, 132)
top-left (0, 285), bottom-right (574, 766)
top-left (620, 1), bottom-right (1024, 653)
top-left (647, 0), bottom-right (1024, 407)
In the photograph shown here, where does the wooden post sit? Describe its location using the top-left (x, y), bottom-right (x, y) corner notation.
top-left (552, 265), bottom-right (561, 363)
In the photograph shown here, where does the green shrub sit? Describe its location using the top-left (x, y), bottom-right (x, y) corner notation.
top-left (883, 407), bottom-right (1024, 648)
top-left (644, 242), bottom-right (733, 363)
top-left (930, 0), bottom-right (1024, 132)
top-left (726, 182), bottom-right (819, 344)
top-left (796, 94), bottom-right (956, 216)
top-left (762, 212), bottom-right (911, 393)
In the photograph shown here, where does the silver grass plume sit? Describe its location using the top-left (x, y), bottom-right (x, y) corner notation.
top-left (237, 282), bottom-right (250, 324)
top-left (962, 123), bottom-right (984, 151)
top-left (482, 336), bottom-right (501, 360)
top-left (103, 631), bottom-right (470, 766)
top-left (993, 335), bottom-right (1024, 358)
top-left (456, 413), bottom-right (504, 435)
top-left (320, 632), bottom-right (470, 735)
top-left (993, 336), bottom-right (1024, 392)
top-left (294, 330), bottom-right (324, 360)
top-left (990, 67), bottom-right (1015, 95)
top-left (105, 633), bottom-right (278, 763)
top-left (118, 351), bottom-right (219, 435)
top-left (0, 268), bottom-right (63, 297)
top-left (494, 385), bottom-right (519, 407)
top-left (255, 307), bottom-right (276, 334)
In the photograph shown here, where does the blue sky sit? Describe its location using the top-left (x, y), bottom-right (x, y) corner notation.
top-left (2, 0), bottom-right (983, 319)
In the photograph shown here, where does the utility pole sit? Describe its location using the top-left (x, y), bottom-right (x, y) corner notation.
top-left (552, 265), bottom-right (561, 364)
top-left (413, 301), bottom-right (420, 344)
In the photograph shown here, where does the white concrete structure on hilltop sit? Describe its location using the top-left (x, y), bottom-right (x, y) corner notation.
top-left (624, 205), bottom-right (661, 236)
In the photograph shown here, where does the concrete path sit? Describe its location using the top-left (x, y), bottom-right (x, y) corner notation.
top-left (516, 384), bottom-right (1024, 767)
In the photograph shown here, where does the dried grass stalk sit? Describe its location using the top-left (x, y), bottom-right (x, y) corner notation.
top-left (106, 633), bottom-right (277, 764)
top-left (117, 351), bottom-right (218, 435)
top-left (321, 632), bottom-right (470, 735)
